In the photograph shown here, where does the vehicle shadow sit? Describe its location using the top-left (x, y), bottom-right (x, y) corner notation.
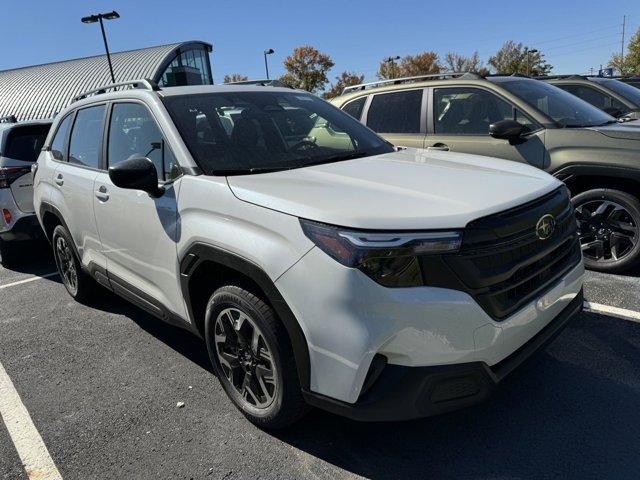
top-left (88, 290), bottom-right (212, 373)
top-left (273, 313), bottom-right (640, 480)
top-left (2, 239), bottom-right (58, 278)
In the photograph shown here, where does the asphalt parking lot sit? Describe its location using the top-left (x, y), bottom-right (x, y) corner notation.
top-left (1, 244), bottom-right (639, 480)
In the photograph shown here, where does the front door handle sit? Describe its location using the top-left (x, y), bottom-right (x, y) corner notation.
top-left (55, 174), bottom-right (64, 186)
top-left (95, 185), bottom-right (109, 202)
top-left (426, 144), bottom-right (450, 152)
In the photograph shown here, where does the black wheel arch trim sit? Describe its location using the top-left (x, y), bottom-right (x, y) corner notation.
top-left (553, 164), bottom-right (640, 186)
top-left (179, 242), bottom-right (311, 390)
top-left (39, 202), bottom-right (80, 257)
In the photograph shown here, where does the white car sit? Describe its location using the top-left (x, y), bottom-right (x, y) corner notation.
top-left (34, 80), bottom-right (584, 428)
top-left (0, 116), bottom-right (52, 266)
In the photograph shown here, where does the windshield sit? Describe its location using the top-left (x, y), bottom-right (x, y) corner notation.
top-left (590, 77), bottom-right (640, 107)
top-left (161, 91), bottom-right (393, 175)
top-left (492, 78), bottom-right (615, 127)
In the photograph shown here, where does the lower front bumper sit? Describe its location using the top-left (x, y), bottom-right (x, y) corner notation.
top-left (303, 288), bottom-right (583, 422)
top-left (0, 214), bottom-right (41, 241)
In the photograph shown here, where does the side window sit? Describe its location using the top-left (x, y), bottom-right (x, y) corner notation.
top-left (342, 97), bottom-right (366, 120)
top-left (559, 85), bottom-right (628, 114)
top-left (108, 103), bottom-right (180, 181)
top-left (68, 105), bottom-right (105, 169)
top-left (434, 87), bottom-right (517, 135)
top-left (366, 90), bottom-right (422, 134)
top-left (50, 115), bottom-right (73, 161)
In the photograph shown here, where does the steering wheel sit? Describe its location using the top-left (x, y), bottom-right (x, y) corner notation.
top-left (290, 139), bottom-right (318, 152)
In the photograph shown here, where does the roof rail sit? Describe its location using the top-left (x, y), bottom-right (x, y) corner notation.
top-left (71, 78), bottom-right (160, 103)
top-left (223, 79), bottom-right (295, 89)
top-left (534, 74), bottom-right (585, 80)
top-left (341, 72), bottom-right (483, 95)
top-left (0, 115), bottom-right (18, 124)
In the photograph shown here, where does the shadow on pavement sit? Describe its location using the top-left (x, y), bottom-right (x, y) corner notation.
top-left (2, 239), bottom-right (57, 277)
top-left (272, 313), bottom-right (640, 480)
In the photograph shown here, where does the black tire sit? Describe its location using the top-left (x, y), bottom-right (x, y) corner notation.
top-left (51, 225), bottom-right (98, 302)
top-left (573, 188), bottom-right (640, 273)
top-left (204, 285), bottom-right (309, 428)
top-left (0, 238), bottom-right (16, 268)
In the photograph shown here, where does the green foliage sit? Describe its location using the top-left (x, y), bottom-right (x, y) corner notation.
top-left (280, 46), bottom-right (334, 93)
top-left (488, 41), bottom-right (553, 76)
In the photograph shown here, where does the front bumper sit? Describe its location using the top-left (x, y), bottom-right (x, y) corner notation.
top-left (303, 289), bottom-right (583, 421)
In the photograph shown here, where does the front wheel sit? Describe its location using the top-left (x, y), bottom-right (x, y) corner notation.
top-left (204, 285), bottom-right (308, 428)
top-left (573, 188), bottom-right (640, 273)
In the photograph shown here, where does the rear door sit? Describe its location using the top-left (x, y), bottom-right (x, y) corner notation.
top-left (425, 86), bottom-right (547, 169)
top-left (2, 124), bottom-right (51, 213)
top-left (363, 89), bottom-right (426, 148)
top-left (51, 104), bottom-right (106, 270)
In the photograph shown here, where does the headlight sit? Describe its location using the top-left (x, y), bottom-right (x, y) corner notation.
top-left (300, 219), bottom-right (462, 287)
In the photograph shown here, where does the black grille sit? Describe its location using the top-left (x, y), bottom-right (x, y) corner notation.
top-left (420, 187), bottom-right (582, 320)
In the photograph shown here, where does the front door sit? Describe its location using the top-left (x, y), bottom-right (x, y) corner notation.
top-left (425, 86), bottom-right (546, 169)
top-left (93, 101), bottom-right (187, 320)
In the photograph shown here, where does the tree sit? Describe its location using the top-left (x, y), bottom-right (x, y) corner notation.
top-left (488, 41), bottom-right (552, 76)
top-left (443, 51), bottom-right (489, 76)
top-left (609, 27), bottom-right (640, 75)
top-left (279, 46), bottom-right (334, 93)
top-left (323, 71), bottom-right (365, 99)
top-left (377, 52), bottom-right (440, 79)
top-left (223, 73), bottom-right (248, 83)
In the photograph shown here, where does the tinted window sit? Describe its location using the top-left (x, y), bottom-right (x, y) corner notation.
top-left (51, 115), bottom-right (72, 161)
top-left (591, 77), bottom-right (640, 106)
top-left (558, 85), bottom-right (628, 114)
top-left (4, 124), bottom-right (50, 162)
top-left (492, 78), bottom-right (614, 127)
top-left (367, 90), bottom-right (422, 133)
top-left (108, 103), bottom-right (179, 181)
top-left (434, 88), bottom-right (516, 135)
top-left (342, 97), bottom-right (366, 120)
top-left (69, 105), bottom-right (105, 168)
top-left (162, 91), bottom-right (392, 175)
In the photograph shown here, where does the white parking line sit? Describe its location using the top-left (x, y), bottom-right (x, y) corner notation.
top-left (0, 272), bottom-right (58, 290)
top-left (584, 301), bottom-right (640, 323)
top-left (0, 361), bottom-right (63, 480)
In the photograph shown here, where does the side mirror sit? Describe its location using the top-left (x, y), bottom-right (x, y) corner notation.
top-left (489, 120), bottom-right (526, 142)
top-left (108, 157), bottom-right (164, 198)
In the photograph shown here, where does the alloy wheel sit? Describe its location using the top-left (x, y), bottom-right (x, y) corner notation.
top-left (214, 307), bottom-right (278, 409)
top-left (55, 236), bottom-right (78, 294)
top-left (575, 199), bottom-right (639, 263)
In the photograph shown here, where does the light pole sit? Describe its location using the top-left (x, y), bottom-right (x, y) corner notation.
top-left (526, 48), bottom-right (538, 76)
top-left (81, 11), bottom-right (120, 84)
top-left (384, 56), bottom-right (401, 78)
top-left (264, 49), bottom-right (274, 79)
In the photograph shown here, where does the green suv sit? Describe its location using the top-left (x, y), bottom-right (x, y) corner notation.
top-left (539, 75), bottom-right (640, 120)
top-left (330, 73), bottom-right (640, 273)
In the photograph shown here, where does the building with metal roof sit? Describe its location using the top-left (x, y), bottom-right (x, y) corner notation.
top-left (0, 41), bottom-right (213, 121)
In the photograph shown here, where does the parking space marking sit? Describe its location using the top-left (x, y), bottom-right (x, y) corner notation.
top-left (584, 301), bottom-right (640, 324)
top-left (0, 361), bottom-right (63, 480)
top-left (0, 272), bottom-right (58, 290)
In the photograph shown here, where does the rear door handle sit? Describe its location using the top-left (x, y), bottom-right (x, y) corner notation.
top-left (55, 174), bottom-right (64, 186)
top-left (95, 185), bottom-right (109, 202)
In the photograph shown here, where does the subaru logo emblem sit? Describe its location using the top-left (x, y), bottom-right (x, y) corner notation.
top-left (536, 214), bottom-right (556, 240)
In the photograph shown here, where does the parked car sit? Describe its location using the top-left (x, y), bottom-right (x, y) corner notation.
top-left (34, 80), bottom-right (584, 428)
top-left (0, 115), bottom-right (52, 266)
top-left (614, 76), bottom-right (640, 89)
top-left (331, 73), bottom-right (640, 273)
top-left (539, 75), bottom-right (640, 120)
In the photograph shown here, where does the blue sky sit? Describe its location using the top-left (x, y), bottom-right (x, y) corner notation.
top-left (0, 0), bottom-right (637, 84)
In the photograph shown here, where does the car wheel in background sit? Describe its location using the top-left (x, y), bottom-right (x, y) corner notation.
top-left (573, 188), bottom-right (640, 273)
top-left (205, 285), bottom-right (309, 429)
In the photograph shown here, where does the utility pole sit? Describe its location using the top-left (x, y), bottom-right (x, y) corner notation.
top-left (621, 15), bottom-right (626, 61)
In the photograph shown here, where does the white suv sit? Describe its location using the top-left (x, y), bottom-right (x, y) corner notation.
top-left (34, 80), bottom-right (585, 428)
top-left (0, 116), bottom-right (52, 265)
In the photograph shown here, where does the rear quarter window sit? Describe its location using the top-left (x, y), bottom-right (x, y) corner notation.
top-left (4, 124), bottom-right (51, 162)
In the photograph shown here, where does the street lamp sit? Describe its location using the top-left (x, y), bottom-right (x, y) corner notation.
top-left (263, 48), bottom-right (274, 79)
top-left (81, 10), bottom-right (120, 84)
top-left (526, 48), bottom-right (538, 76)
top-left (384, 56), bottom-right (401, 78)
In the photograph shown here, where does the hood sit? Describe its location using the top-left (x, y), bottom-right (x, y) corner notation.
top-left (227, 148), bottom-right (561, 230)
top-left (589, 123), bottom-right (640, 140)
